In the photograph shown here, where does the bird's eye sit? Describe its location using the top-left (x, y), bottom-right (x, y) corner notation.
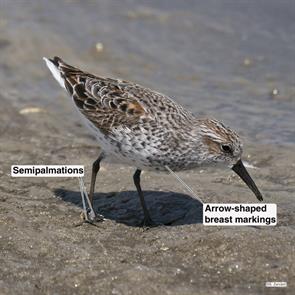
top-left (221, 144), bottom-right (232, 153)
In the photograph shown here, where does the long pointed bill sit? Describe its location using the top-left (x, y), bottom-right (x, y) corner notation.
top-left (232, 159), bottom-right (263, 201)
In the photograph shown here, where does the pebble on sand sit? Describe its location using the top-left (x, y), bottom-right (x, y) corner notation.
top-left (243, 58), bottom-right (253, 67)
top-left (19, 107), bottom-right (46, 114)
top-left (271, 88), bottom-right (279, 97)
top-left (95, 42), bottom-right (104, 53)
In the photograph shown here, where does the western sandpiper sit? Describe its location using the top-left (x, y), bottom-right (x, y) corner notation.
top-left (44, 56), bottom-right (263, 226)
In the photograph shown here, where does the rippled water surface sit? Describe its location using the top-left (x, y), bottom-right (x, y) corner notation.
top-left (1, 0), bottom-right (294, 145)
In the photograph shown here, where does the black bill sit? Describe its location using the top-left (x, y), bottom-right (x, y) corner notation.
top-left (232, 159), bottom-right (263, 201)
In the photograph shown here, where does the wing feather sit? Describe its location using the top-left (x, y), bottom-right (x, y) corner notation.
top-left (44, 56), bottom-right (194, 134)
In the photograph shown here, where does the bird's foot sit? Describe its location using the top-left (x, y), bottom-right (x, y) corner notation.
top-left (75, 210), bottom-right (104, 227)
top-left (139, 215), bottom-right (158, 228)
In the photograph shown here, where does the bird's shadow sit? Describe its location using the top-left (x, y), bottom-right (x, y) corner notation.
top-left (54, 189), bottom-right (203, 227)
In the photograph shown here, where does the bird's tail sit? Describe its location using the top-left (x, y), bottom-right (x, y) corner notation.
top-left (43, 56), bottom-right (93, 96)
top-left (43, 56), bottom-right (67, 89)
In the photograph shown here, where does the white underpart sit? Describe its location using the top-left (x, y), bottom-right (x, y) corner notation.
top-left (110, 125), bottom-right (166, 169)
top-left (43, 57), bottom-right (66, 89)
top-left (77, 117), bottom-right (138, 165)
top-left (76, 121), bottom-right (162, 170)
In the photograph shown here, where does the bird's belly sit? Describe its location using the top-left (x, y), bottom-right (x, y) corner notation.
top-left (76, 115), bottom-right (143, 166)
top-left (99, 134), bottom-right (199, 172)
top-left (83, 120), bottom-right (199, 171)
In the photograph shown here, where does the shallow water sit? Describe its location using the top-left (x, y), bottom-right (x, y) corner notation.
top-left (1, 0), bottom-right (294, 145)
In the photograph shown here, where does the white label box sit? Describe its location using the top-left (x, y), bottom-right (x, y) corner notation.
top-left (203, 203), bottom-right (277, 226)
top-left (11, 165), bottom-right (84, 177)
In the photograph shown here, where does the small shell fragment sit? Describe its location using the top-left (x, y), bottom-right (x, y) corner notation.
top-left (243, 58), bottom-right (252, 66)
top-left (95, 42), bottom-right (104, 53)
top-left (160, 246), bottom-right (169, 251)
top-left (243, 161), bottom-right (257, 169)
top-left (271, 88), bottom-right (279, 96)
top-left (19, 107), bottom-right (46, 114)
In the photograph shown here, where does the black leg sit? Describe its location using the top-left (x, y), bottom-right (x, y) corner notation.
top-left (133, 169), bottom-right (155, 226)
top-left (89, 152), bottom-right (105, 206)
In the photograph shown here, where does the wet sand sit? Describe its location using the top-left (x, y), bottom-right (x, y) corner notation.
top-left (0, 1), bottom-right (295, 294)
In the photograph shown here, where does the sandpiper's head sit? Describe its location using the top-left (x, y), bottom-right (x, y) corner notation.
top-left (197, 118), bottom-right (242, 166)
top-left (196, 118), bottom-right (263, 201)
